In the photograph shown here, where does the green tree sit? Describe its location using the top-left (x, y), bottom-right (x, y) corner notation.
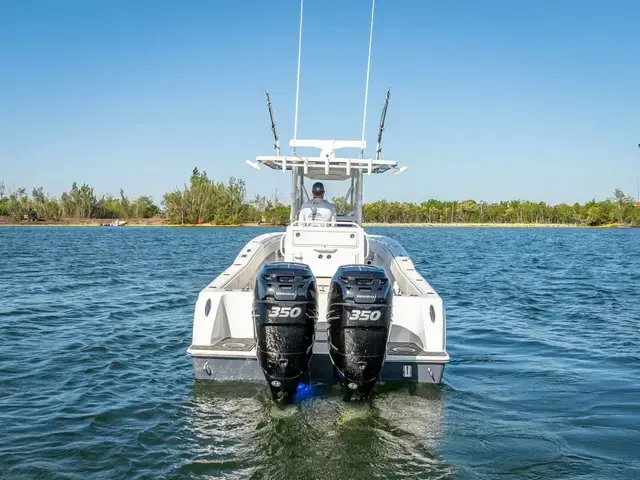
top-left (611, 189), bottom-right (634, 224)
top-left (0, 182), bottom-right (9, 216)
top-left (8, 188), bottom-right (29, 220)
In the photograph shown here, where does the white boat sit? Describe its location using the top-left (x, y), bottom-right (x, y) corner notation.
top-left (100, 220), bottom-right (127, 227)
top-left (187, 0), bottom-right (449, 402)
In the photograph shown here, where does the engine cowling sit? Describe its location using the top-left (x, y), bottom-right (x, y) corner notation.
top-left (326, 265), bottom-right (393, 401)
top-left (253, 262), bottom-right (318, 403)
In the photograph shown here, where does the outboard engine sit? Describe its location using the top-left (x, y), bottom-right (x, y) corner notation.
top-left (253, 262), bottom-right (318, 403)
top-left (327, 265), bottom-right (393, 401)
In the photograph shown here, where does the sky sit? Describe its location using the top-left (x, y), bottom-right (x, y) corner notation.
top-left (1, 0), bottom-right (639, 206)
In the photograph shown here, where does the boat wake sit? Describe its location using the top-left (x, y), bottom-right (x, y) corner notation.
top-left (180, 381), bottom-right (453, 479)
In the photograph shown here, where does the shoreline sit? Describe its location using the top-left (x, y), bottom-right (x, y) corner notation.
top-left (364, 222), bottom-right (585, 228)
top-left (0, 220), bottom-right (635, 228)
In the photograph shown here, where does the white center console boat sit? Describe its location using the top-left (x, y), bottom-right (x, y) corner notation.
top-left (187, 139), bottom-right (449, 402)
top-left (187, 0), bottom-right (449, 403)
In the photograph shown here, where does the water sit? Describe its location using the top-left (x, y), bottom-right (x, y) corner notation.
top-left (1, 227), bottom-right (639, 480)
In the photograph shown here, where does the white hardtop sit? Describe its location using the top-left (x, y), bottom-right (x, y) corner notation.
top-left (253, 139), bottom-right (403, 181)
top-left (247, 137), bottom-right (407, 225)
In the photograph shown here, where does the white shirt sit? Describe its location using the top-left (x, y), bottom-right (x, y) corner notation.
top-left (298, 198), bottom-right (337, 224)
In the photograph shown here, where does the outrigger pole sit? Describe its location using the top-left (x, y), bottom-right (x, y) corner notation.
top-left (360, 0), bottom-right (376, 158)
top-left (293, 0), bottom-right (304, 151)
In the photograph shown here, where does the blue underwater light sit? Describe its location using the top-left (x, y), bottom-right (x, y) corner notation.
top-left (295, 382), bottom-right (317, 401)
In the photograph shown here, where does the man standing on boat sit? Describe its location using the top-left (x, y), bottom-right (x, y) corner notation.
top-left (298, 182), bottom-right (336, 224)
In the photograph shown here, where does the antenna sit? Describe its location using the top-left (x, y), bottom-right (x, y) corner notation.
top-left (376, 88), bottom-right (390, 160)
top-left (360, 0), bottom-right (376, 157)
top-left (292, 0), bottom-right (304, 148)
top-left (265, 91), bottom-right (280, 155)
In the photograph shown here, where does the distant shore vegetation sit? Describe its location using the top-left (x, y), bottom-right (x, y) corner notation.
top-left (1, 168), bottom-right (639, 227)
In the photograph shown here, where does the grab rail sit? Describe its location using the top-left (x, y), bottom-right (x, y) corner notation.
top-left (364, 234), bottom-right (369, 259)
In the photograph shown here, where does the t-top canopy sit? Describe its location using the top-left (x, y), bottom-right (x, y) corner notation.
top-left (247, 139), bottom-right (406, 181)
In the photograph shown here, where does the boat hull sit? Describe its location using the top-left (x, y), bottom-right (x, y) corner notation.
top-left (187, 230), bottom-right (450, 393)
top-left (191, 354), bottom-right (445, 384)
top-left (189, 349), bottom-right (447, 384)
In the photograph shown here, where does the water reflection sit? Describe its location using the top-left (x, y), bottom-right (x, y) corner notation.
top-left (179, 381), bottom-right (453, 480)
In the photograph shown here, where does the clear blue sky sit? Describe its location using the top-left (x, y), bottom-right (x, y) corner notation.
top-left (1, 0), bottom-right (639, 205)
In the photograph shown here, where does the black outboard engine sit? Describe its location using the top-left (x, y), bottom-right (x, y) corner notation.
top-left (253, 262), bottom-right (318, 403)
top-left (327, 265), bottom-right (393, 401)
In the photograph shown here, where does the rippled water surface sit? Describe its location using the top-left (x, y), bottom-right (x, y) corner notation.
top-left (1, 226), bottom-right (639, 479)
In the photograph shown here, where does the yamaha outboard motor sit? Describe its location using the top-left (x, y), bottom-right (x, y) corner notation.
top-left (253, 262), bottom-right (318, 403)
top-left (327, 265), bottom-right (393, 401)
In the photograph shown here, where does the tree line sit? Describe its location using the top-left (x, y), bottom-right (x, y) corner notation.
top-left (0, 182), bottom-right (159, 221)
top-left (0, 168), bottom-right (289, 225)
top-left (1, 169), bottom-right (639, 226)
top-left (361, 190), bottom-right (640, 226)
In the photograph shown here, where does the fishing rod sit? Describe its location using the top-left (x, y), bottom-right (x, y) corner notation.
top-left (265, 91), bottom-right (280, 156)
top-left (376, 88), bottom-right (390, 160)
